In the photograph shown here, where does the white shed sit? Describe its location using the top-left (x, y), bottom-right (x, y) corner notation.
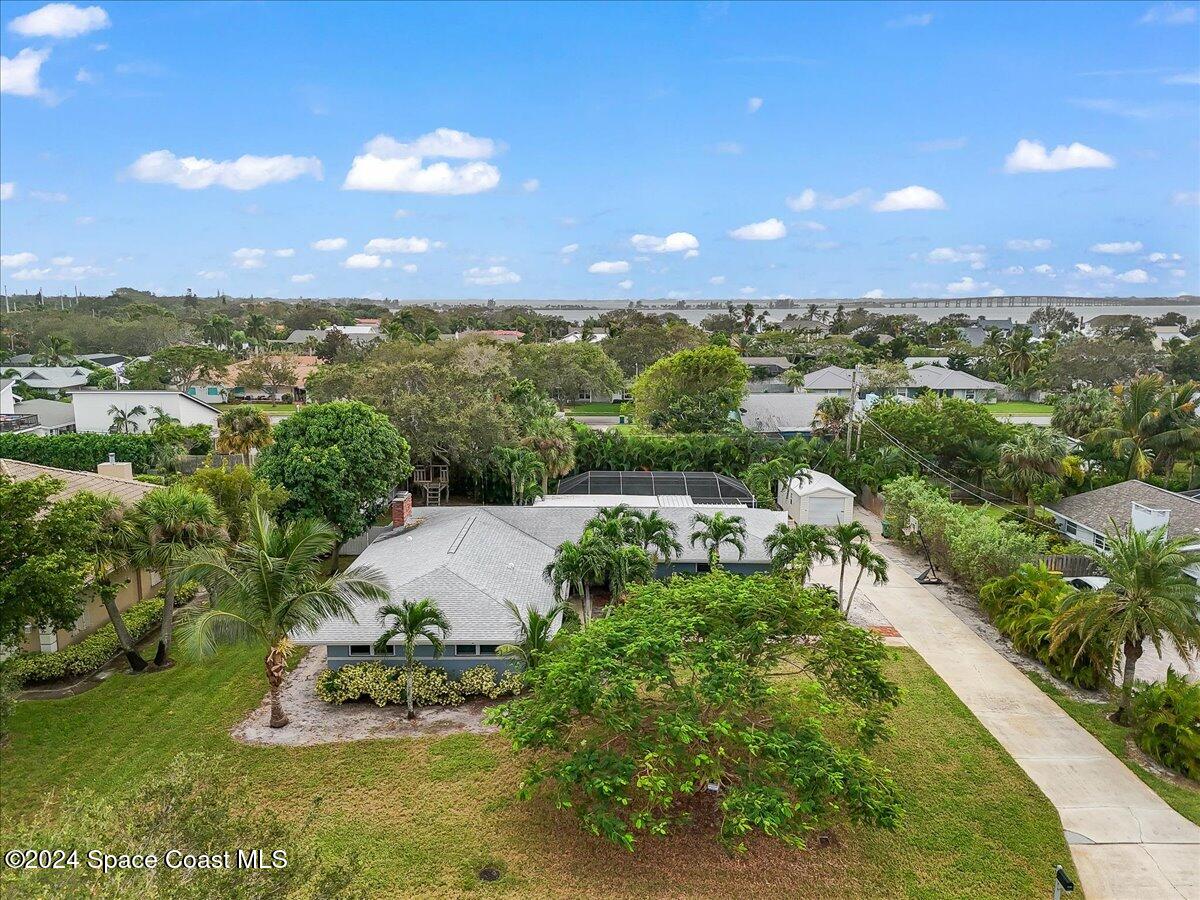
top-left (778, 471), bottom-right (855, 526)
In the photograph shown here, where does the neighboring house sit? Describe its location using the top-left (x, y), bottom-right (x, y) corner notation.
top-left (739, 392), bottom-right (824, 438)
top-left (575, 385), bottom-right (633, 403)
top-left (281, 327), bottom-right (381, 347)
top-left (77, 353), bottom-right (128, 375)
top-left (557, 328), bottom-right (609, 344)
top-left (295, 497), bottom-right (786, 670)
top-left (801, 365), bottom-right (856, 396)
top-left (1151, 324), bottom-right (1185, 350)
top-left (193, 354), bottom-right (321, 403)
top-left (742, 356), bottom-right (796, 394)
top-left (9, 399), bottom-right (76, 435)
top-left (778, 471), bottom-right (855, 526)
top-left (958, 317), bottom-right (1042, 348)
top-left (70, 390), bottom-right (220, 434)
top-left (904, 356), bottom-right (950, 368)
top-left (779, 317), bottom-right (828, 335)
top-left (741, 356), bottom-right (794, 377)
top-left (1045, 480), bottom-right (1200, 582)
top-left (1, 458), bottom-right (161, 654)
top-left (3, 366), bottom-right (94, 395)
top-left (800, 364), bottom-right (1000, 401)
top-left (550, 470), bottom-right (757, 507)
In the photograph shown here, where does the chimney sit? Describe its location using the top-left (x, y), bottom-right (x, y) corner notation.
top-left (391, 491), bottom-right (413, 527)
top-left (97, 457), bottom-right (135, 481)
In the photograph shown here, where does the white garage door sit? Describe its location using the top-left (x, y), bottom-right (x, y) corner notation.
top-left (807, 496), bottom-right (848, 526)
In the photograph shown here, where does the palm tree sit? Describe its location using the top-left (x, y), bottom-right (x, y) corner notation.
top-left (493, 447), bottom-right (545, 505)
top-left (178, 503), bottom-right (390, 727)
top-left (634, 511), bottom-right (682, 565)
top-left (373, 598), bottom-right (451, 720)
top-left (216, 405), bottom-right (274, 465)
top-left (543, 536), bottom-right (607, 623)
top-left (585, 504), bottom-right (645, 544)
top-left (124, 484), bottom-right (226, 668)
top-left (958, 438), bottom-right (999, 489)
top-left (202, 314), bottom-right (236, 350)
top-left (764, 522), bottom-right (834, 584)
top-left (522, 417), bottom-right (577, 494)
top-left (108, 404), bottom-right (147, 434)
top-left (1087, 374), bottom-right (1170, 479)
top-left (1000, 326), bottom-right (1036, 380)
top-left (148, 406), bottom-right (178, 430)
top-left (243, 312), bottom-right (273, 346)
top-left (499, 600), bottom-right (565, 672)
top-left (604, 543), bottom-right (655, 599)
top-left (689, 511), bottom-right (747, 569)
top-left (81, 494), bottom-right (149, 671)
top-left (1050, 388), bottom-right (1116, 440)
top-left (842, 541), bottom-right (889, 617)
top-left (1051, 524), bottom-right (1200, 724)
top-left (829, 521), bottom-right (873, 610)
top-left (814, 396), bottom-right (851, 439)
top-left (998, 428), bottom-right (1069, 516)
top-left (33, 336), bottom-right (74, 365)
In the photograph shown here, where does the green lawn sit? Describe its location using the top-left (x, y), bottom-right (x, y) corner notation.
top-left (988, 402), bottom-right (1054, 415)
top-left (565, 402), bottom-right (629, 416)
top-left (1, 647), bottom-right (1072, 898)
top-left (1028, 672), bottom-right (1200, 826)
top-left (235, 402), bottom-right (302, 415)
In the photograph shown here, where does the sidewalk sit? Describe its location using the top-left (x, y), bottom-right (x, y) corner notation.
top-left (809, 542), bottom-right (1200, 899)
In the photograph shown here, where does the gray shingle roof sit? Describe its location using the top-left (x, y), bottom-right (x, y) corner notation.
top-left (906, 365), bottom-right (1001, 391)
top-left (739, 392), bottom-right (824, 433)
top-left (1047, 481), bottom-right (1200, 543)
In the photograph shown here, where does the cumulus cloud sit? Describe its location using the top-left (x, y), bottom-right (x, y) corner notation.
top-left (588, 260), bottom-right (631, 274)
top-left (1172, 191), bottom-right (1200, 207)
top-left (232, 248), bottom-right (266, 269)
top-left (1116, 268), bottom-right (1152, 283)
top-left (945, 275), bottom-right (995, 294)
top-left (399, 263), bottom-right (418, 274)
top-left (10, 3), bottom-right (110, 38)
top-left (1146, 251), bottom-right (1183, 264)
top-left (1090, 240), bottom-right (1143, 254)
top-left (0, 182), bottom-right (13, 201)
top-left (1033, 264), bottom-right (1056, 275)
top-left (888, 12), bottom-right (934, 27)
top-left (1007, 238), bottom-right (1053, 251)
top-left (1003, 139), bottom-right (1115, 173)
top-left (311, 237), bottom-right (347, 251)
top-left (290, 273), bottom-right (315, 283)
top-left (75, 66), bottom-right (95, 83)
top-left (30, 190), bottom-right (67, 202)
top-left (618, 279), bottom-right (634, 289)
top-left (630, 232), bottom-right (700, 254)
top-left (927, 245), bottom-right (986, 268)
top-left (127, 150), bottom-right (323, 190)
top-left (746, 96), bottom-right (763, 113)
top-left (522, 178), bottom-right (540, 192)
top-left (709, 275), bottom-right (726, 285)
top-left (786, 188), bottom-right (816, 211)
top-left (862, 289), bottom-right (886, 299)
top-left (1, 47), bottom-right (51, 98)
top-left (343, 128), bottom-right (501, 195)
top-left (1074, 262), bottom-right (1115, 277)
top-left (560, 243), bottom-right (579, 254)
top-left (786, 187), bottom-right (871, 211)
top-left (1, 252), bottom-right (38, 267)
top-left (464, 265), bottom-right (520, 285)
top-left (364, 236), bottom-right (435, 254)
top-left (343, 253), bottom-right (391, 270)
top-left (50, 255), bottom-right (73, 265)
top-left (873, 185), bottom-right (946, 212)
top-left (729, 218), bottom-right (786, 240)
top-left (1139, 2), bottom-right (1197, 24)
top-left (273, 248), bottom-right (295, 258)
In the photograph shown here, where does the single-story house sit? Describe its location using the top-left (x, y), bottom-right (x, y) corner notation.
top-left (1151, 324), bottom-right (1186, 350)
top-left (189, 354), bottom-right (321, 404)
top-left (295, 498), bottom-right (786, 670)
top-left (556, 328), bottom-right (609, 344)
top-left (3, 366), bottom-right (94, 395)
top-left (800, 364), bottom-right (1001, 401)
top-left (739, 392), bottom-right (824, 438)
top-left (741, 356), bottom-right (794, 377)
top-left (70, 390), bottom-right (221, 434)
top-left (958, 317), bottom-right (1042, 347)
top-left (281, 327), bottom-right (381, 347)
top-left (778, 471), bottom-right (855, 526)
top-left (1045, 481), bottom-right (1200, 582)
top-left (1, 458), bottom-right (161, 654)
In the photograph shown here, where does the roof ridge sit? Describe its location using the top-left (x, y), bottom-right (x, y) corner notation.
top-left (0, 457), bottom-right (159, 489)
top-left (474, 507), bottom-right (564, 550)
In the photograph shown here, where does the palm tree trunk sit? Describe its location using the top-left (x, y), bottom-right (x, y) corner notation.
top-left (103, 592), bottom-right (147, 672)
top-left (1117, 638), bottom-right (1143, 725)
top-left (265, 644), bottom-right (289, 728)
top-left (405, 643), bottom-right (416, 720)
top-left (845, 567), bottom-right (866, 617)
top-left (1027, 494), bottom-right (1036, 518)
top-left (153, 581), bottom-right (175, 667)
top-left (583, 583), bottom-right (593, 624)
top-left (837, 558), bottom-right (847, 608)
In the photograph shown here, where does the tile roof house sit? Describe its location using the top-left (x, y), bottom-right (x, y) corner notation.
top-left (194, 354), bottom-right (321, 403)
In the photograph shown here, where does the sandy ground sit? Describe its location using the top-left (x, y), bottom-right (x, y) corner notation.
top-left (231, 646), bottom-right (497, 747)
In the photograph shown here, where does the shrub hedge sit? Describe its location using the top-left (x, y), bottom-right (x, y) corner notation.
top-left (316, 661), bottom-right (522, 708)
top-left (0, 430), bottom-right (212, 474)
top-left (1130, 669), bottom-right (1200, 780)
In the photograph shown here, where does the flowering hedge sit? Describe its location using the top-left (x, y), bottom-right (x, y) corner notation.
top-left (315, 662), bottom-right (522, 708)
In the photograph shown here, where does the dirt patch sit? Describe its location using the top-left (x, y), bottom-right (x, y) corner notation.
top-left (231, 646), bottom-right (498, 747)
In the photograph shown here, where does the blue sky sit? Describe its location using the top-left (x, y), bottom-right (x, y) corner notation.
top-left (1, 0), bottom-right (1198, 302)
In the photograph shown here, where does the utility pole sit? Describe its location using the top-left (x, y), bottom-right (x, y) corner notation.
top-left (846, 364), bottom-right (860, 456)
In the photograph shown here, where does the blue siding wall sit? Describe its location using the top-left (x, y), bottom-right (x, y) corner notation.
top-left (325, 643), bottom-right (520, 673)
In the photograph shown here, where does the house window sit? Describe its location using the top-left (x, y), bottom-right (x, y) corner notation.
top-left (1061, 520), bottom-right (1077, 536)
top-left (186, 387), bottom-right (197, 395)
top-left (577, 390), bottom-right (592, 402)
top-left (1094, 534), bottom-right (1108, 551)
top-left (207, 387), bottom-right (220, 396)
top-left (348, 644), bottom-right (373, 656)
top-left (964, 391), bottom-right (976, 401)
top-left (478, 644), bottom-right (499, 656)
top-left (454, 644), bottom-right (477, 656)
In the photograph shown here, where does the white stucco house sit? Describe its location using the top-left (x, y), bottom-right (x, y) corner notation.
top-left (778, 471), bottom-right (856, 526)
top-left (70, 390), bottom-right (221, 434)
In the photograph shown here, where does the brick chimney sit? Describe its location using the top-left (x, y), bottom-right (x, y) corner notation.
top-left (391, 491), bottom-right (413, 527)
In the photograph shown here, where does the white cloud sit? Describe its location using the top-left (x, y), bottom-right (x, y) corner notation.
top-left (1090, 240), bottom-right (1143, 254)
top-left (1003, 265), bottom-right (1025, 275)
top-left (888, 12), bottom-right (934, 27)
top-left (10, 3), bottom-right (110, 38)
top-left (1163, 70), bottom-right (1200, 85)
top-left (1006, 238), bottom-right (1053, 251)
top-left (786, 188), bottom-right (816, 211)
top-left (30, 190), bottom-right (68, 202)
top-left (233, 248), bottom-right (266, 269)
top-left (560, 243), bottom-right (579, 254)
top-left (740, 286), bottom-right (756, 296)
top-left (10, 267), bottom-right (51, 279)
top-left (1074, 262), bottom-right (1115, 277)
top-left (393, 208), bottom-right (411, 218)
top-left (729, 218), bottom-right (786, 240)
top-left (916, 136), bottom-right (968, 152)
top-left (343, 253), bottom-right (393, 270)
top-left (311, 237), bottom-right (347, 251)
top-left (630, 232), bottom-right (700, 254)
top-left (290, 273), bottom-right (315, 284)
top-left (0, 182), bottom-right (13, 200)
top-left (1172, 191), bottom-right (1200, 207)
top-left (399, 263), bottom-right (418, 274)
top-left (796, 220), bottom-right (827, 231)
top-left (713, 141), bottom-right (743, 155)
top-left (1033, 264), bottom-right (1055, 275)
top-left (75, 66), bottom-right (95, 83)
top-left (1146, 252), bottom-right (1183, 264)
top-left (1003, 139), bottom-right (1116, 173)
top-left (872, 185), bottom-right (946, 212)
top-left (588, 260), bottom-right (631, 274)
top-left (127, 150), bottom-right (323, 190)
top-left (364, 236), bottom-right (434, 254)
top-left (343, 129), bottom-right (501, 195)
top-left (50, 255), bottom-right (73, 265)
top-left (464, 265), bottom-right (520, 286)
top-left (709, 275), bottom-right (726, 285)
top-left (196, 270), bottom-right (224, 280)
top-left (75, 215), bottom-right (94, 225)
top-left (746, 96), bottom-right (763, 113)
top-left (272, 248), bottom-right (295, 258)
top-left (684, 248), bottom-right (700, 259)
top-left (927, 245), bottom-right (986, 268)
top-left (1116, 268), bottom-right (1152, 283)
top-left (945, 276), bottom-right (993, 294)
top-left (862, 288), bottom-right (886, 299)
top-left (1139, 2), bottom-right (1197, 25)
top-left (522, 178), bottom-right (540, 192)
top-left (1, 252), bottom-right (38, 267)
top-left (787, 187), bottom-right (870, 211)
top-left (617, 279), bottom-right (633, 290)
top-left (1, 47), bottom-right (51, 98)
top-left (824, 188), bottom-right (870, 210)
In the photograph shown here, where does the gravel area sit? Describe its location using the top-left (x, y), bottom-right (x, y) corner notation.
top-left (232, 646), bottom-right (498, 747)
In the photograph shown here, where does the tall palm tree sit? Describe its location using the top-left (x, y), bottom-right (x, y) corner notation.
top-left (585, 504), bottom-right (645, 544)
top-left (34, 336), bottom-right (75, 365)
top-left (543, 536), bottom-right (608, 623)
top-left (243, 312), bottom-right (273, 346)
top-left (763, 522), bottom-right (834, 584)
top-left (178, 503), bottom-right (390, 727)
top-left (689, 511), bottom-right (747, 569)
top-left (522, 417), bottom-right (577, 494)
top-left (843, 541), bottom-right (889, 617)
top-left (1087, 374), bottom-right (1170, 479)
top-left (604, 543), bottom-right (655, 599)
top-left (635, 511), bottom-right (682, 565)
top-left (216, 405), bottom-right (274, 465)
top-left (499, 600), bottom-right (565, 672)
top-left (1000, 326), bottom-right (1037, 380)
top-left (124, 484), bottom-right (226, 668)
top-left (1051, 524), bottom-right (1200, 724)
top-left (829, 521), bottom-right (873, 610)
top-left (373, 598), bottom-right (451, 720)
top-left (998, 428), bottom-right (1069, 516)
top-left (814, 396), bottom-right (851, 439)
top-left (108, 404), bottom-right (147, 434)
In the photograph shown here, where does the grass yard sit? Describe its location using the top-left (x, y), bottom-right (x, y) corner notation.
top-left (1029, 672), bottom-right (1200, 826)
top-left (236, 402), bottom-right (303, 415)
top-left (987, 402), bottom-right (1054, 415)
top-left (1, 647), bottom-right (1073, 898)
top-left (565, 402), bottom-right (629, 416)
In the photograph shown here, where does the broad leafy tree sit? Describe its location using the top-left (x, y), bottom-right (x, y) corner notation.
top-left (149, 345), bottom-right (231, 391)
top-left (511, 342), bottom-right (624, 405)
top-left (631, 345), bottom-right (750, 432)
top-left (187, 465), bottom-right (288, 544)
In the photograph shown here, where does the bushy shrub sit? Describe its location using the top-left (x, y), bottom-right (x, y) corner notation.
top-left (1130, 669), bottom-right (1200, 779)
top-left (7, 597), bottom-right (165, 686)
top-left (315, 661), bottom-right (521, 708)
top-left (0, 430), bottom-right (212, 474)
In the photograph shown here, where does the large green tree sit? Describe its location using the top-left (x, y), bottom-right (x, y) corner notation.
top-left (511, 342), bottom-right (624, 404)
top-left (255, 401), bottom-right (412, 547)
top-left (488, 572), bottom-right (901, 851)
top-left (631, 345), bottom-right (750, 433)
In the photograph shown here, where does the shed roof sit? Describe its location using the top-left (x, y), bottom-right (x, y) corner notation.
top-left (787, 470), bottom-right (855, 499)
